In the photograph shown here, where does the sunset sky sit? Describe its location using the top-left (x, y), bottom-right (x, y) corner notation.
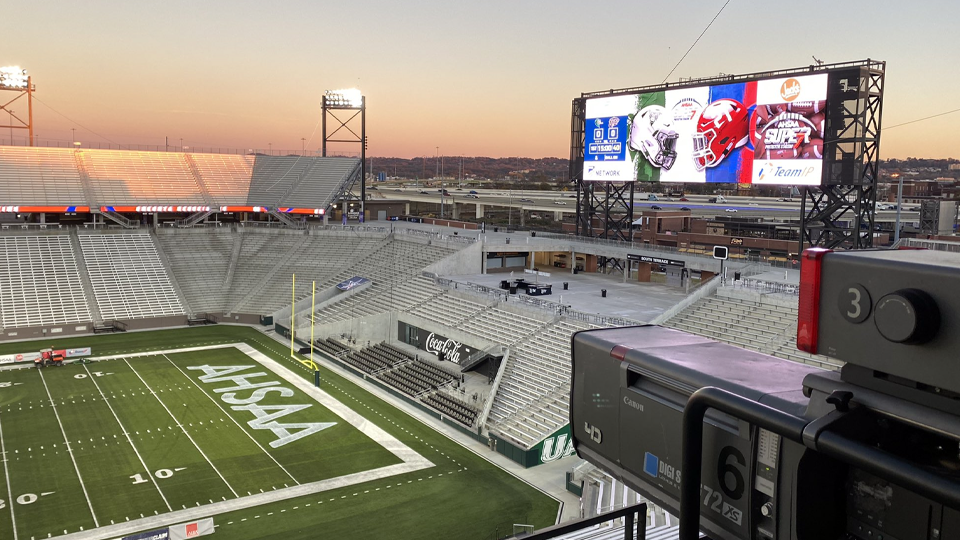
top-left (4, 0), bottom-right (959, 159)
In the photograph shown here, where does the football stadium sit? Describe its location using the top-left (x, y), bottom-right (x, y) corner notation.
top-left (0, 140), bottom-right (864, 540)
top-left (1, 31), bottom-right (960, 540)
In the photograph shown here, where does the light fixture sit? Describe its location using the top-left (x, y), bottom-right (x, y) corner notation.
top-left (0, 66), bottom-right (28, 89)
top-left (324, 88), bottom-right (362, 107)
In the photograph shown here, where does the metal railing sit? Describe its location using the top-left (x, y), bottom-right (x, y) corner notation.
top-left (431, 276), bottom-right (641, 328)
top-left (0, 138), bottom-right (356, 157)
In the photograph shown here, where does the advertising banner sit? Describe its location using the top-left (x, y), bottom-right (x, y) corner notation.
top-left (0, 352), bottom-right (41, 365)
top-left (336, 276), bottom-right (371, 291)
top-left (399, 322), bottom-right (477, 365)
top-left (65, 347), bottom-right (92, 358)
top-left (583, 73), bottom-right (828, 185)
top-left (169, 518), bottom-right (215, 540)
top-left (122, 528), bottom-right (169, 540)
top-left (627, 254), bottom-right (685, 267)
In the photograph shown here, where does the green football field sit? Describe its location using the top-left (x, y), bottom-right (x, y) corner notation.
top-left (0, 326), bottom-right (560, 540)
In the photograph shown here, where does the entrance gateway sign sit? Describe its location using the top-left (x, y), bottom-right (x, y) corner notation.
top-left (627, 253), bottom-right (685, 267)
top-left (188, 365), bottom-right (336, 448)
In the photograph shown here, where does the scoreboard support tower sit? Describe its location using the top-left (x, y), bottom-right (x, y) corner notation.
top-left (800, 61), bottom-right (885, 250)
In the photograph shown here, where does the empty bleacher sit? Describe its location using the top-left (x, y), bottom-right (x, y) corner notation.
top-left (81, 149), bottom-right (205, 205)
top-left (245, 156), bottom-right (316, 206)
top-left (486, 319), bottom-right (598, 448)
top-left (187, 153), bottom-right (254, 205)
top-left (0, 234), bottom-right (92, 328)
top-left (154, 228), bottom-right (235, 314)
top-left (663, 288), bottom-right (842, 371)
top-left (313, 241), bottom-right (452, 323)
top-left (422, 391), bottom-right (480, 426)
top-left (0, 147), bottom-right (86, 204)
top-left (407, 293), bottom-right (488, 328)
top-left (278, 157), bottom-right (358, 208)
top-left (79, 233), bottom-right (186, 320)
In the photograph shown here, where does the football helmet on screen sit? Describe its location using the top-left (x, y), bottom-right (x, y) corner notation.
top-left (629, 105), bottom-right (679, 170)
top-left (691, 98), bottom-right (750, 171)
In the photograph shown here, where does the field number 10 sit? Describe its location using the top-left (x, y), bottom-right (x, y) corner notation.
top-left (130, 468), bottom-right (180, 484)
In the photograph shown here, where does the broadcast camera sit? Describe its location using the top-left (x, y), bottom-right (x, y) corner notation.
top-left (570, 247), bottom-right (960, 540)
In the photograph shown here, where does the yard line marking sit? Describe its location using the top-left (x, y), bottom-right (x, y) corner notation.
top-left (0, 412), bottom-right (18, 540)
top-left (122, 359), bottom-right (239, 499)
top-left (162, 355), bottom-right (300, 485)
top-left (37, 369), bottom-right (99, 527)
top-left (83, 365), bottom-right (172, 512)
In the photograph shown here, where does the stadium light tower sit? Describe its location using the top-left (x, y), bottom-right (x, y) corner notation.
top-left (322, 88), bottom-right (366, 218)
top-left (0, 66), bottom-right (34, 146)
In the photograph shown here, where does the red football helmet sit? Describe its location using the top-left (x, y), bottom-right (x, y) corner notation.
top-left (691, 99), bottom-right (750, 171)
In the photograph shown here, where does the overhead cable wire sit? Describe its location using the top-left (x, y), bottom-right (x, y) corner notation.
top-left (662, 0), bottom-right (732, 83)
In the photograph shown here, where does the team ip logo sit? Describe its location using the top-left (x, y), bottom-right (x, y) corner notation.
top-left (594, 118), bottom-right (604, 128)
top-left (757, 162), bottom-right (816, 182)
top-left (780, 78), bottom-right (801, 102)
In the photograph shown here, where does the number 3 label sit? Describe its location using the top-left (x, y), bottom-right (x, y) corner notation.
top-left (839, 283), bottom-right (871, 324)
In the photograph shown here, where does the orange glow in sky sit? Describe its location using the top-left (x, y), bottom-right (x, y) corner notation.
top-left (4, 0), bottom-right (960, 159)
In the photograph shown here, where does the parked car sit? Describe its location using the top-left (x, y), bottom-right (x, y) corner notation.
top-left (419, 190), bottom-right (429, 194)
top-left (466, 194), bottom-right (480, 199)
top-left (679, 197), bottom-right (689, 201)
top-left (469, 190), bottom-right (478, 194)
top-left (725, 208), bottom-right (738, 213)
top-left (651, 205), bottom-right (663, 210)
top-left (680, 206), bottom-right (691, 211)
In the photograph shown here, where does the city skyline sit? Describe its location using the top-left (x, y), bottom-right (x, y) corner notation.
top-left (3, 0), bottom-right (959, 160)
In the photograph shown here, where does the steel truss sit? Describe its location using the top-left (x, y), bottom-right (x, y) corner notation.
top-left (570, 98), bottom-right (636, 243)
top-left (801, 61), bottom-right (885, 250)
top-left (322, 94), bottom-right (366, 216)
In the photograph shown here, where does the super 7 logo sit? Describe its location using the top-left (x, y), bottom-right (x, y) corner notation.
top-left (188, 365), bottom-right (336, 448)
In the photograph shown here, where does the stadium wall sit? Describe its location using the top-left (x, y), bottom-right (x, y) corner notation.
top-left (423, 240), bottom-right (483, 276)
top-left (310, 311), bottom-right (395, 345)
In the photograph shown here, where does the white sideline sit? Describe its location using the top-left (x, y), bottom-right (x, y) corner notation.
top-left (161, 354), bottom-right (300, 486)
top-left (0, 410), bottom-right (18, 540)
top-left (82, 364), bottom-right (173, 512)
top-left (37, 368), bottom-right (100, 527)
top-left (123, 358), bottom-right (240, 499)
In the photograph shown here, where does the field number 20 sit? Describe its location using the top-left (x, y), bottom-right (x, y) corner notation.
top-left (130, 469), bottom-right (179, 484)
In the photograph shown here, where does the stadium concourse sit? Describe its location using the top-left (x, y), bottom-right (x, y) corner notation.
top-left (0, 145), bottom-right (844, 537)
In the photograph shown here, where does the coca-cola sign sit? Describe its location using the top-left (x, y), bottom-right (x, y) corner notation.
top-left (399, 322), bottom-right (475, 365)
top-left (424, 333), bottom-right (465, 364)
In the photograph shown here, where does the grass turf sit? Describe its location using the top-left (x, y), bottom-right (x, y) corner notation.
top-left (0, 326), bottom-right (560, 539)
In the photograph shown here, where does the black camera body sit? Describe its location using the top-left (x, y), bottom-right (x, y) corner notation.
top-left (570, 249), bottom-right (960, 540)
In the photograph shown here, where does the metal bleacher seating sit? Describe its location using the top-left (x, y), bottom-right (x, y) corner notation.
top-left (663, 287), bottom-right (842, 371)
top-left (0, 147), bottom-right (361, 208)
top-left (187, 153), bottom-right (254, 205)
top-left (486, 319), bottom-right (599, 448)
top-left (245, 156), bottom-right (315, 206)
top-left (406, 293), bottom-right (488, 328)
top-left (422, 391), bottom-right (480, 426)
top-left (78, 233), bottom-right (185, 320)
top-left (278, 157), bottom-right (358, 208)
top-left (313, 241), bottom-right (451, 323)
top-left (0, 234), bottom-right (92, 329)
top-left (154, 228), bottom-right (234, 314)
top-left (81, 149), bottom-right (205, 205)
top-left (0, 147), bottom-right (85, 204)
